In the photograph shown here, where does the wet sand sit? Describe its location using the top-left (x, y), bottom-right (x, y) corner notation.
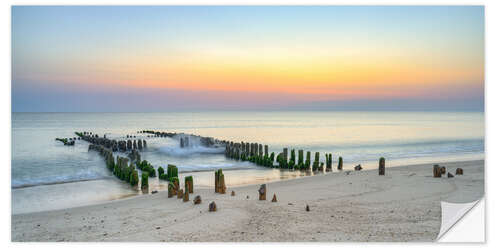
top-left (11, 160), bottom-right (484, 242)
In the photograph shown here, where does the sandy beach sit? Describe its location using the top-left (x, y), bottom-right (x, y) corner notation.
top-left (11, 160), bottom-right (484, 242)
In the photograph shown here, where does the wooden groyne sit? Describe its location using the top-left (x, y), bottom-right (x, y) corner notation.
top-left (76, 131), bottom-right (147, 152)
top-left (223, 140), bottom-right (338, 172)
top-left (88, 144), bottom-right (139, 188)
top-left (141, 130), bottom-right (222, 148)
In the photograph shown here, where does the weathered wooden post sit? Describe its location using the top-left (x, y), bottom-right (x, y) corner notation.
top-left (433, 164), bottom-right (441, 178)
top-left (167, 164), bottom-right (178, 181)
top-left (306, 151), bottom-right (311, 170)
top-left (141, 172), bottom-right (149, 190)
top-left (259, 144), bottom-right (263, 157)
top-left (265, 145), bottom-right (268, 157)
top-left (379, 157), bottom-right (385, 175)
top-left (127, 140), bottom-right (132, 150)
top-left (185, 176), bottom-right (193, 193)
top-left (258, 184), bottom-right (266, 200)
top-left (215, 169), bottom-right (226, 194)
top-left (338, 156), bottom-right (343, 170)
top-left (209, 201), bottom-right (217, 212)
top-left (440, 166), bottom-right (446, 174)
top-left (283, 148), bottom-right (288, 164)
top-left (194, 195), bottom-right (202, 204)
top-left (313, 152), bottom-right (320, 171)
top-left (143, 140), bottom-right (147, 148)
top-left (177, 188), bottom-right (184, 199)
top-left (138, 139), bottom-right (143, 150)
top-left (456, 168), bottom-right (463, 175)
top-left (325, 153), bottom-right (333, 170)
top-left (298, 150), bottom-right (304, 165)
top-left (168, 182), bottom-right (176, 197)
top-left (172, 177), bottom-right (179, 191)
top-left (130, 170), bottom-right (139, 186)
top-left (183, 189), bottom-right (189, 202)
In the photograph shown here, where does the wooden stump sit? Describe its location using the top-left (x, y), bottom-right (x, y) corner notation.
top-left (231, 190), bottom-right (235, 196)
top-left (456, 168), bottom-right (463, 175)
top-left (433, 164), bottom-right (441, 178)
top-left (338, 157), bottom-right (343, 170)
top-left (379, 157), bottom-right (385, 175)
top-left (215, 169), bottom-right (226, 194)
top-left (194, 195), bottom-right (202, 205)
top-left (177, 189), bottom-right (184, 199)
top-left (306, 205), bottom-right (310, 212)
top-left (440, 166), bottom-right (446, 174)
top-left (168, 183), bottom-right (176, 198)
top-left (271, 194), bottom-right (277, 202)
top-left (209, 201), bottom-right (217, 212)
top-left (447, 172), bottom-right (454, 178)
top-left (183, 190), bottom-right (189, 202)
top-left (258, 184), bottom-right (266, 200)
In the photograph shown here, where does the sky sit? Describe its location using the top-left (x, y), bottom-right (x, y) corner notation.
top-left (11, 6), bottom-right (484, 112)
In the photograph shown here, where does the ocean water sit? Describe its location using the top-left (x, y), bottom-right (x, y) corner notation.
top-left (11, 111), bottom-right (484, 214)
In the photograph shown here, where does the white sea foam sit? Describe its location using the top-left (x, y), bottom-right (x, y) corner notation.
top-left (157, 144), bottom-right (224, 156)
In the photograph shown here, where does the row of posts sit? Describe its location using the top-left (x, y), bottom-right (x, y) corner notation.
top-left (76, 131), bottom-right (146, 152)
top-left (224, 141), bottom-right (389, 175)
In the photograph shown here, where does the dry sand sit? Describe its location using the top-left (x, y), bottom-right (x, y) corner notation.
top-left (11, 160), bottom-right (484, 242)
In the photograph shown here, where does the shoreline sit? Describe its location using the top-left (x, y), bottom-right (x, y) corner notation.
top-left (12, 157), bottom-right (482, 215)
top-left (12, 159), bottom-right (484, 241)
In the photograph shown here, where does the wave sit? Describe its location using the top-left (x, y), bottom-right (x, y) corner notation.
top-left (177, 161), bottom-right (256, 173)
top-left (12, 172), bottom-right (109, 189)
top-left (157, 145), bottom-right (224, 156)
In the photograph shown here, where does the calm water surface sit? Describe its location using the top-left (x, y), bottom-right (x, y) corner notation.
top-left (11, 111), bottom-right (484, 214)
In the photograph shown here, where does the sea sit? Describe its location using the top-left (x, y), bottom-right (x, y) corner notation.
top-left (11, 111), bottom-right (484, 214)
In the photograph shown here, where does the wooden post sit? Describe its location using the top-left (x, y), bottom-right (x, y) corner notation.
top-left (306, 151), bottom-right (311, 170)
top-left (338, 156), bottom-right (343, 170)
top-left (283, 148), bottom-right (288, 164)
top-left (215, 169), bottom-right (226, 194)
top-left (379, 157), bottom-right (385, 175)
top-left (433, 164), bottom-right (441, 177)
top-left (185, 176), bottom-right (193, 193)
top-left (265, 145), bottom-right (268, 157)
top-left (177, 188), bottom-right (184, 199)
top-left (298, 150), bottom-right (304, 165)
top-left (168, 182), bottom-right (176, 197)
top-left (313, 152), bottom-right (320, 171)
top-left (440, 166), bottom-right (446, 174)
top-left (258, 184), bottom-right (266, 200)
top-left (183, 189), bottom-right (189, 202)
